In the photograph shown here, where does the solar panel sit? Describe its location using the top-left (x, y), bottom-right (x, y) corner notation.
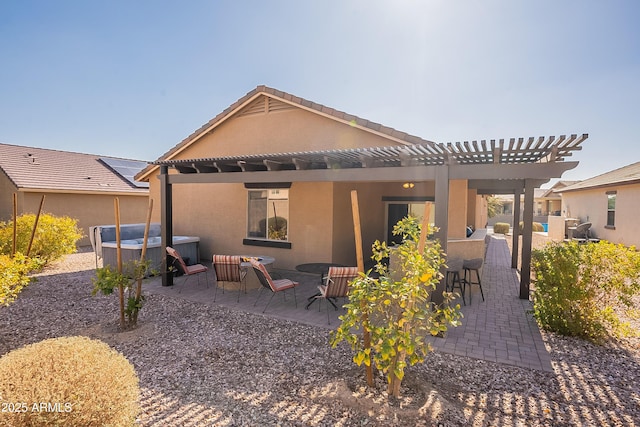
top-left (99, 157), bottom-right (149, 188)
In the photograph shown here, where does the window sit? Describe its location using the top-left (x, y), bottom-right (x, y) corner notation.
top-left (247, 189), bottom-right (289, 241)
top-left (606, 191), bottom-right (616, 228)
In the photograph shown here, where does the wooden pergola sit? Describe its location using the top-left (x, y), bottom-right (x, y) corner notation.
top-left (155, 134), bottom-right (588, 299)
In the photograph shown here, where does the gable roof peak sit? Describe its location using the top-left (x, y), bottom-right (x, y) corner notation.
top-left (136, 85), bottom-right (437, 181)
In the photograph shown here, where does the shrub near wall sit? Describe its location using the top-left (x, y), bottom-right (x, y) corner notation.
top-left (0, 213), bottom-right (82, 264)
top-left (0, 336), bottom-right (140, 426)
top-left (519, 221), bottom-right (545, 233)
top-left (531, 240), bottom-right (640, 343)
top-left (493, 223), bottom-right (510, 234)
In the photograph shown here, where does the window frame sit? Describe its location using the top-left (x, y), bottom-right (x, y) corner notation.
top-left (244, 187), bottom-right (292, 249)
top-left (605, 191), bottom-right (616, 229)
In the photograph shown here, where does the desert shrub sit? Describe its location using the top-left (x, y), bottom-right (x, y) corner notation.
top-left (0, 213), bottom-right (83, 264)
top-left (493, 222), bottom-right (510, 234)
top-left (0, 336), bottom-right (140, 426)
top-left (531, 240), bottom-right (640, 343)
top-left (519, 221), bottom-right (545, 233)
top-left (0, 253), bottom-right (41, 306)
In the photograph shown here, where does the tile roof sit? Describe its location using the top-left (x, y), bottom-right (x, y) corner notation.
top-left (560, 162), bottom-right (640, 192)
top-left (540, 180), bottom-right (580, 198)
top-left (0, 143), bottom-right (149, 194)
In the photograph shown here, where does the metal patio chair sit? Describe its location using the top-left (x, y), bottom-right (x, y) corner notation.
top-left (166, 246), bottom-right (209, 293)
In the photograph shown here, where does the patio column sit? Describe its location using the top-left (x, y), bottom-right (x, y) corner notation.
top-left (433, 165), bottom-right (449, 305)
top-left (160, 166), bottom-right (174, 287)
top-left (511, 187), bottom-right (521, 269)
top-left (520, 179), bottom-right (535, 299)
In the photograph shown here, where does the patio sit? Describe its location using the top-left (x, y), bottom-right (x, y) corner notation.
top-left (143, 234), bottom-right (552, 372)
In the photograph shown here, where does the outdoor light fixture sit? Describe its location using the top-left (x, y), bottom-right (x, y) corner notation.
top-left (402, 182), bottom-right (415, 189)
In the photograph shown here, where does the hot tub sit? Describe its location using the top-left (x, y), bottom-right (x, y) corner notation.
top-left (90, 223), bottom-right (200, 272)
top-left (101, 236), bottom-right (200, 273)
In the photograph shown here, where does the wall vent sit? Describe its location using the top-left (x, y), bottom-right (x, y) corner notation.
top-left (238, 96), bottom-right (293, 117)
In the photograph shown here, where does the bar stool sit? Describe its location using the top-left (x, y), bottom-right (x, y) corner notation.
top-left (462, 258), bottom-right (485, 303)
top-left (445, 258), bottom-right (465, 305)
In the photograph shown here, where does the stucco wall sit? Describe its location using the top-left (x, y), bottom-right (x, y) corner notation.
top-left (175, 106), bottom-right (398, 160)
top-left (146, 105), bottom-right (410, 269)
top-left (0, 172), bottom-right (18, 220)
top-left (145, 102), bottom-right (484, 269)
top-left (562, 183), bottom-right (640, 247)
top-left (165, 180), bottom-right (335, 270)
top-left (21, 192), bottom-right (149, 246)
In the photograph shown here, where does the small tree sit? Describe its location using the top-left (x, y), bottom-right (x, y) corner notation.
top-left (331, 216), bottom-right (462, 397)
top-left (92, 198), bottom-right (154, 330)
top-left (486, 195), bottom-right (503, 218)
top-left (92, 259), bottom-right (152, 329)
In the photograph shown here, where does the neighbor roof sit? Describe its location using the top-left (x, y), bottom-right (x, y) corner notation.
top-left (560, 162), bottom-right (640, 192)
top-left (540, 180), bottom-right (580, 198)
top-left (0, 143), bottom-right (149, 194)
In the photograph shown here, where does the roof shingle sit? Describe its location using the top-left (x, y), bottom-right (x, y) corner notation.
top-left (560, 162), bottom-right (640, 192)
top-left (0, 143), bottom-right (148, 194)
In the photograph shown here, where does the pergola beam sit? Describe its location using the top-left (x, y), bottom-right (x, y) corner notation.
top-left (165, 162), bottom-right (578, 186)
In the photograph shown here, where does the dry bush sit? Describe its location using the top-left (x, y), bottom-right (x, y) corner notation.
top-left (0, 336), bottom-right (140, 426)
top-left (493, 222), bottom-right (510, 234)
top-left (518, 221), bottom-right (545, 233)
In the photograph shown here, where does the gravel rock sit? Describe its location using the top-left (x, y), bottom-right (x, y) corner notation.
top-left (1, 251), bottom-right (638, 426)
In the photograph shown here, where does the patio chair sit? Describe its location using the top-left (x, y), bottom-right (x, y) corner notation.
top-left (572, 222), bottom-right (599, 243)
top-left (213, 255), bottom-right (247, 302)
top-left (250, 258), bottom-right (298, 313)
top-left (166, 246), bottom-right (209, 293)
top-left (310, 266), bottom-right (358, 324)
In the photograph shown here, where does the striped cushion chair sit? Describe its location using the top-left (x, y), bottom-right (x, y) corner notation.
top-left (166, 246), bottom-right (209, 293)
top-left (213, 255), bottom-right (247, 302)
top-left (249, 258), bottom-right (298, 313)
top-left (315, 266), bottom-right (359, 324)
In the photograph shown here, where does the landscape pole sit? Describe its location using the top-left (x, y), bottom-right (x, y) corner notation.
top-left (350, 190), bottom-right (374, 387)
top-left (11, 193), bottom-right (17, 257)
top-left (114, 198), bottom-right (125, 328)
top-left (26, 195), bottom-right (45, 257)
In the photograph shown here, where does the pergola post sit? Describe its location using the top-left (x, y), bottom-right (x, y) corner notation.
top-left (433, 165), bottom-right (449, 305)
top-left (160, 166), bottom-right (174, 287)
top-left (520, 179), bottom-right (535, 299)
top-left (511, 188), bottom-right (521, 269)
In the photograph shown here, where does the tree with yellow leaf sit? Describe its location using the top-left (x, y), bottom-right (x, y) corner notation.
top-left (331, 215), bottom-right (462, 397)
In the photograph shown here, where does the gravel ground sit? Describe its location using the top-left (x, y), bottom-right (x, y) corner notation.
top-left (1, 249), bottom-right (639, 426)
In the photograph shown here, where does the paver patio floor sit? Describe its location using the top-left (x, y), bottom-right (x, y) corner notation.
top-left (143, 234), bottom-right (552, 372)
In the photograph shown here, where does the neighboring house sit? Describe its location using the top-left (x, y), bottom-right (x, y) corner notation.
top-left (538, 180), bottom-right (579, 216)
top-left (558, 162), bottom-right (640, 248)
top-left (488, 181), bottom-right (578, 226)
top-left (0, 143), bottom-right (149, 246)
top-left (136, 85), bottom-right (587, 297)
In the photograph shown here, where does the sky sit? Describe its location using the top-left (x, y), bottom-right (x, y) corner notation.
top-left (1, 0), bottom-right (639, 184)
